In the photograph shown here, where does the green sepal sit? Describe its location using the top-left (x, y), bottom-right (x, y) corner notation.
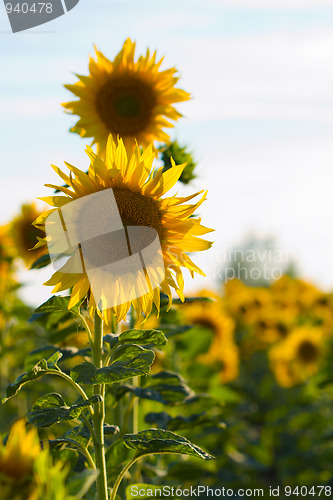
top-left (27, 393), bottom-right (102, 427)
top-left (30, 253), bottom-right (51, 269)
top-left (123, 428), bottom-right (216, 460)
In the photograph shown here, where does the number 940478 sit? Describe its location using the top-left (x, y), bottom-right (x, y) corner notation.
top-left (5, 3), bottom-right (53, 14)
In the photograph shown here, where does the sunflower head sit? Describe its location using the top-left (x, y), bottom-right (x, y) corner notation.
top-left (63, 38), bottom-right (191, 156)
top-left (269, 326), bottom-right (326, 387)
top-left (9, 202), bottom-right (46, 268)
top-left (37, 135), bottom-right (213, 325)
top-left (0, 420), bottom-right (41, 480)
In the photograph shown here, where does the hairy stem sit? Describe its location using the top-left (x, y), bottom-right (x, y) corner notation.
top-left (91, 311), bottom-right (108, 500)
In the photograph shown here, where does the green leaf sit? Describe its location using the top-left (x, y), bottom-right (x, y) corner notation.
top-left (25, 346), bottom-right (89, 371)
top-left (96, 344), bottom-right (155, 384)
top-left (70, 362), bottom-right (97, 385)
top-left (33, 392), bottom-right (66, 408)
top-left (117, 371), bottom-right (193, 405)
top-left (35, 295), bottom-right (81, 315)
top-left (104, 423), bottom-right (120, 435)
top-left (126, 484), bottom-right (181, 500)
top-left (103, 333), bottom-right (119, 349)
top-left (123, 429), bottom-right (216, 460)
top-left (65, 425), bottom-right (91, 447)
top-left (67, 469), bottom-right (100, 498)
top-left (30, 253), bottom-right (51, 269)
top-left (119, 329), bottom-right (167, 348)
top-left (27, 394), bottom-right (102, 427)
top-left (2, 352), bottom-right (63, 403)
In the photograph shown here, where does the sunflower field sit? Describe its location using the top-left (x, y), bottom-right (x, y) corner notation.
top-left (1, 18), bottom-right (333, 500)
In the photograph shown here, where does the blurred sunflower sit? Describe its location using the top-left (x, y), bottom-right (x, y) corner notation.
top-left (36, 136), bottom-right (213, 324)
top-left (0, 420), bottom-right (75, 500)
top-left (181, 291), bottom-right (235, 342)
top-left (10, 203), bottom-right (46, 268)
top-left (63, 38), bottom-right (190, 155)
top-left (199, 336), bottom-right (239, 383)
top-left (0, 226), bottom-right (16, 297)
top-left (0, 420), bottom-right (40, 500)
top-left (269, 326), bottom-right (326, 387)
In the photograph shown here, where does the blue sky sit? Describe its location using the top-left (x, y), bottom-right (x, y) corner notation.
top-left (1, 0), bottom-right (333, 304)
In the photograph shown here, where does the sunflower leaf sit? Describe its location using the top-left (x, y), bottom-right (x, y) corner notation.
top-left (118, 329), bottom-right (167, 348)
top-left (116, 371), bottom-right (193, 405)
top-left (25, 346), bottom-right (90, 371)
top-left (70, 362), bottom-right (97, 385)
top-left (27, 394), bottom-right (102, 427)
top-left (2, 352), bottom-right (64, 403)
top-left (96, 345), bottom-right (155, 384)
top-left (35, 296), bottom-right (81, 316)
top-left (123, 429), bottom-right (216, 460)
top-left (65, 425), bottom-right (91, 447)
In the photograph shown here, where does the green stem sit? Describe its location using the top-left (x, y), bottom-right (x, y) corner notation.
top-left (77, 311), bottom-right (94, 345)
top-left (80, 413), bottom-right (98, 444)
top-left (47, 370), bottom-right (93, 416)
top-left (110, 452), bottom-right (174, 500)
top-left (91, 311), bottom-right (108, 500)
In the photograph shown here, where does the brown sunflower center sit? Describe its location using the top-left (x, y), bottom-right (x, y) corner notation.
top-left (192, 316), bottom-right (218, 334)
top-left (95, 76), bottom-right (156, 136)
top-left (75, 188), bottom-right (163, 269)
top-left (19, 220), bottom-right (45, 252)
top-left (297, 340), bottom-right (319, 363)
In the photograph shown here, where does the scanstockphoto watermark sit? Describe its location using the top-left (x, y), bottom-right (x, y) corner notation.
top-left (3, 0), bottom-right (80, 33)
top-left (130, 485), bottom-right (265, 497)
top-left (210, 246), bottom-right (297, 284)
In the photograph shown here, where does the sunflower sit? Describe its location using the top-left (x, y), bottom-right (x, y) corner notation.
top-left (199, 336), bottom-right (239, 384)
top-left (0, 420), bottom-right (40, 500)
top-left (0, 420), bottom-right (73, 500)
top-left (269, 326), bottom-right (326, 387)
top-left (181, 291), bottom-right (235, 343)
top-left (63, 38), bottom-right (191, 156)
top-left (10, 202), bottom-right (46, 268)
top-left (35, 136), bottom-right (213, 324)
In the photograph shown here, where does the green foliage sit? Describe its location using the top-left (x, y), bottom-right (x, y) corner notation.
top-left (27, 393), bottom-right (102, 427)
top-left (96, 345), bottom-right (155, 383)
top-left (71, 345), bottom-right (155, 385)
top-left (123, 428), bottom-right (216, 460)
top-left (35, 295), bottom-right (82, 315)
top-left (2, 352), bottom-right (63, 403)
top-left (116, 371), bottom-right (193, 405)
